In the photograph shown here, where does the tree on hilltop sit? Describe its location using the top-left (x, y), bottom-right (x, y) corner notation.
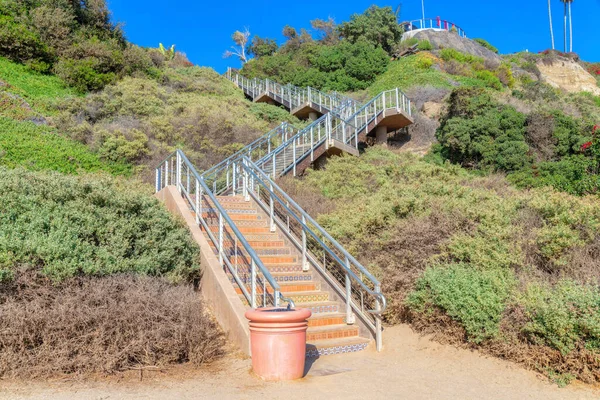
top-left (223, 28), bottom-right (250, 64)
top-left (338, 5), bottom-right (403, 53)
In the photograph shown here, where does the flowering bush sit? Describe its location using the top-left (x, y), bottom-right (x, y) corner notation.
top-left (581, 125), bottom-right (600, 174)
top-left (586, 63), bottom-right (600, 76)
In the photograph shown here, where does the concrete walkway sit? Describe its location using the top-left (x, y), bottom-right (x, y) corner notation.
top-left (2, 325), bottom-right (599, 400)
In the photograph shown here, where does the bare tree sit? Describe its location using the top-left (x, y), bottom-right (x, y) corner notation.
top-left (310, 17), bottom-right (339, 44)
top-left (223, 28), bottom-right (250, 64)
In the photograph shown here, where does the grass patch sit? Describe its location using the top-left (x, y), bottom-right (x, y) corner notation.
top-left (0, 56), bottom-right (76, 114)
top-left (0, 117), bottom-right (130, 175)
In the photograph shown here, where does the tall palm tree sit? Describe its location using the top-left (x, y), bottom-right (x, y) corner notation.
top-left (560, 0), bottom-right (574, 52)
top-left (548, 0), bottom-right (555, 49)
top-left (561, 0), bottom-right (567, 52)
top-left (568, 0), bottom-right (573, 52)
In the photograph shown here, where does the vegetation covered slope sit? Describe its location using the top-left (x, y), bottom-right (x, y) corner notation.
top-left (280, 148), bottom-right (600, 384)
top-left (54, 65), bottom-right (302, 177)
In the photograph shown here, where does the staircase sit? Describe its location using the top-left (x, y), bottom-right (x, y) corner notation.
top-left (155, 71), bottom-right (414, 358)
top-left (209, 195), bottom-right (370, 356)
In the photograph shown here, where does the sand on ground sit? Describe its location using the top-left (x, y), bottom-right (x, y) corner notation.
top-left (2, 324), bottom-right (599, 400)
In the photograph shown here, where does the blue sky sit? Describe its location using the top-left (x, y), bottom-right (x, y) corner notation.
top-left (109, 0), bottom-right (600, 72)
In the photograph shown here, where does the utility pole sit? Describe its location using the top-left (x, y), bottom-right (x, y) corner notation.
top-left (421, 0), bottom-right (425, 26)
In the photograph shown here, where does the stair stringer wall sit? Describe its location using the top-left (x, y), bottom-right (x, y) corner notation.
top-left (155, 185), bottom-right (251, 356)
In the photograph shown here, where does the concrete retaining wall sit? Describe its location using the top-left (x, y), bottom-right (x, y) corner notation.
top-left (155, 186), bottom-right (251, 356)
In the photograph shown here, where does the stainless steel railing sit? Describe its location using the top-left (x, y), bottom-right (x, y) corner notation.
top-left (156, 150), bottom-right (294, 309)
top-left (226, 68), bottom-right (412, 179)
top-left (238, 156), bottom-right (386, 350)
top-left (154, 68), bottom-right (414, 350)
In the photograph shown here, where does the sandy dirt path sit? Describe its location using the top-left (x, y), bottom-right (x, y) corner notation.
top-left (2, 324), bottom-right (599, 400)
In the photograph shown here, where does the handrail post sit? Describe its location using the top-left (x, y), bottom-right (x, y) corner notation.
top-left (345, 257), bottom-right (356, 325)
top-left (243, 162), bottom-right (250, 202)
top-left (269, 183), bottom-right (276, 232)
top-left (302, 215), bottom-right (309, 272)
top-left (164, 159), bottom-right (169, 186)
top-left (176, 151), bottom-right (182, 193)
top-left (251, 259), bottom-right (257, 308)
top-left (375, 284), bottom-right (382, 351)
top-left (186, 166), bottom-right (190, 194)
top-left (292, 140), bottom-right (297, 176)
top-left (155, 167), bottom-right (161, 193)
top-left (195, 178), bottom-right (200, 225)
top-left (218, 211), bottom-right (224, 265)
top-left (232, 162), bottom-right (237, 195)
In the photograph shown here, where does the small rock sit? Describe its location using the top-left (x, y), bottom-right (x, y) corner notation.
top-left (27, 116), bottom-right (48, 126)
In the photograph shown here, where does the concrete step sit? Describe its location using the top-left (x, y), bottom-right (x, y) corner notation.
top-left (306, 324), bottom-right (360, 342)
top-left (239, 290), bottom-right (328, 305)
top-left (306, 336), bottom-right (370, 358)
top-left (264, 264), bottom-right (305, 273)
top-left (259, 255), bottom-right (297, 264)
top-left (291, 301), bottom-right (341, 315)
top-left (234, 281), bottom-right (320, 295)
top-left (270, 271), bottom-right (314, 283)
top-left (206, 225), bottom-right (272, 234)
top-left (199, 212), bottom-right (260, 221)
top-left (307, 312), bottom-right (347, 328)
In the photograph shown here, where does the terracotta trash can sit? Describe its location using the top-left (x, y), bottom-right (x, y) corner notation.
top-left (245, 307), bottom-right (312, 381)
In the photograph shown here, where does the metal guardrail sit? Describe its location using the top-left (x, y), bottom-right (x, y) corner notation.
top-left (239, 156), bottom-right (386, 350)
top-left (400, 18), bottom-right (467, 38)
top-left (156, 150), bottom-right (295, 309)
top-left (225, 70), bottom-right (412, 179)
top-left (226, 68), bottom-right (358, 114)
top-left (154, 69), bottom-right (415, 351)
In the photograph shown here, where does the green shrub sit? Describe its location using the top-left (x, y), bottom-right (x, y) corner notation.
top-left (439, 48), bottom-right (484, 65)
top-left (0, 167), bottom-right (199, 282)
top-left (338, 5), bottom-right (403, 53)
top-left (473, 38), bottom-right (499, 54)
top-left (54, 57), bottom-right (116, 92)
top-left (521, 281), bottom-right (600, 354)
top-left (0, 15), bottom-right (51, 70)
top-left (242, 39), bottom-right (389, 92)
top-left (408, 265), bottom-right (515, 343)
top-left (475, 69), bottom-right (503, 90)
top-left (436, 88), bottom-right (529, 170)
top-left (417, 40), bottom-right (433, 51)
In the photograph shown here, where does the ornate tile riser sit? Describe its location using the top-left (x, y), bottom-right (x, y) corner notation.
top-left (305, 305), bottom-right (339, 314)
top-left (306, 342), bottom-right (368, 358)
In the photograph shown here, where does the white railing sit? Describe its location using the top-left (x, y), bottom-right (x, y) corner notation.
top-left (156, 150), bottom-right (295, 309)
top-left (239, 156), bottom-right (386, 350)
top-left (154, 68), bottom-right (415, 350)
top-left (224, 70), bottom-right (412, 179)
top-left (400, 18), bottom-right (467, 38)
top-left (226, 68), bottom-right (359, 115)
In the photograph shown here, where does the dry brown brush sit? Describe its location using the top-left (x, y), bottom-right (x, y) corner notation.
top-left (0, 273), bottom-right (225, 378)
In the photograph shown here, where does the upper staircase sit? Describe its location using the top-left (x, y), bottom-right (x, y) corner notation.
top-left (155, 70), bottom-right (415, 357)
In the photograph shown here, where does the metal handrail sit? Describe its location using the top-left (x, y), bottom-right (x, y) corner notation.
top-left (153, 68), bottom-right (416, 351)
top-left (202, 122), bottom-right (297, 183)
top-left (238, 156), bottom-right (386, 350)
top-left (155, 149), bottom-right (295, 309)
top-left (400, 18), bottom-right (467, 38)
